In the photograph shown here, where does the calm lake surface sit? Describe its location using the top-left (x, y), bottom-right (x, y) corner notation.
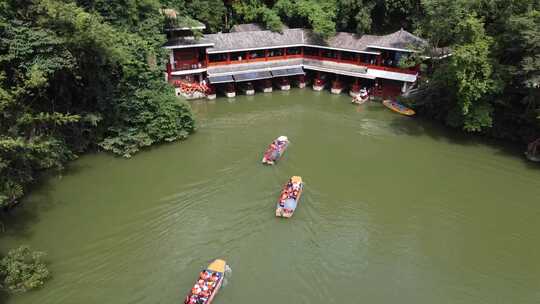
top-left (2, 89), bottom-right (540, 304)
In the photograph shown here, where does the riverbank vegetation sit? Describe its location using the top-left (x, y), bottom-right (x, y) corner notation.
top-left (0, 0), bottom-right (538, 294)
top-left (0, 246), bottom-right (49, 293)
top-left (2, 0), bottom-right (537, 210)
top-left (0, 0), bottom-right (195, 209)
top-left (228, 0), bottom-right (539, 141)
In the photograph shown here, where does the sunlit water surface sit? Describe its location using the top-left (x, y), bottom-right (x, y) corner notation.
top-left (2, 89), bottom-right (540, 304)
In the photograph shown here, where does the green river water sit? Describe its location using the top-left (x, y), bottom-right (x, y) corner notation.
top-left (1, 89), bottom-right (540, 304)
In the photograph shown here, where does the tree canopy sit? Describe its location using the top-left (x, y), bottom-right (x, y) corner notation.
top-left (0, 0), bottom-right (195, 208)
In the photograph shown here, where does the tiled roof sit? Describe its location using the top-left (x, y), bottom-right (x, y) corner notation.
top-left (303, 30), bottom-right (381, 53)
top-left (205, 29), bottom-right (304, 52)
top-left (166, 25), bottom-right (427, 53)
top-left (368, 29), bottom-right (426, 50)
top-left (231, 23), bottom-right (290, 32)
top-left (230, 23), bottom-right (264, 32)
top-left (164, 37), bottom-right (213, 48)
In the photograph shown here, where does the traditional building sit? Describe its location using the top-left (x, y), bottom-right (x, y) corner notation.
top-left (164, 23), bottom-right (425, 99)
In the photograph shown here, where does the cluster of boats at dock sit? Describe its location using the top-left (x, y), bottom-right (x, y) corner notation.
top-left (351, 90), bottom-right (416, 116)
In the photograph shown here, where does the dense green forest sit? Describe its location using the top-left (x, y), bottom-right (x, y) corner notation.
top-left (0, 0), bottom-right (538, 294)
top-left (229, 0), bottom-right (539, 138)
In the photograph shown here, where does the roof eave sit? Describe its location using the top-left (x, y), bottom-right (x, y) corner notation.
top-left (367, 45), bottom-right (418, 53)
top-left (164, 43), bottom-right (215, 49)
top-left (165, 26), bottom-right (207, 31)
top-left (206, 44), bottom-right (380, 55)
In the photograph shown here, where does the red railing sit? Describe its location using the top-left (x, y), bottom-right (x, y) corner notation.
top-left (204, 53), bottom-right (418, 75)
top-left (173, 61), bottom-right (206, 71)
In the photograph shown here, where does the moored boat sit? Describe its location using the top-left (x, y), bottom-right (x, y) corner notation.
top-left (352, 88), bottom-right (369, 104)
top-left (262, 136), bottom-right (289, 165)
top-left (382, 99), bottom-right (415, 116)
top-left (276, 176), bottom-right (304, 218)
top-left (184, 259), bottom-right (226, 304)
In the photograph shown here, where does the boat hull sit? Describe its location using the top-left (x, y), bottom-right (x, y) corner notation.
top-left (352, 95), bottom-right (368, 105)
top-left (276, 178), bottom-right (304, 218)
top-left (262, 138), bottom-right (289, 165)
top-left (184, 259), bottom-right (226, 304)
top-left (383, 100), bottom-right (415, 116)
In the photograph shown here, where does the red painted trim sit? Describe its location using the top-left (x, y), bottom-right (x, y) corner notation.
top-left (200, 50), bottom-right (418, 75)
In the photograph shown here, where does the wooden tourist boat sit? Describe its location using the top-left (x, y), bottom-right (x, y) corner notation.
top-left (352, 89), bottom-right (369, 104)
top-left (183, 259), bottom-right (226, 304)
top-left (262, 136), bottom-right (289, 165)
top-left (383, 99), bottom-right (415, 116)
top-left (276, 176), bottom-right (304, 218)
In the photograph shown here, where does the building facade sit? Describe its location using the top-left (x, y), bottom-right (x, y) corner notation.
top-left (164, 24), bottom-right (425, 99)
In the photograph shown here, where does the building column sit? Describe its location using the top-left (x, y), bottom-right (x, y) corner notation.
top-left (401, 81), bottom-right (409, 93)
top-left (227, 53), bottom-right (231, 64)
top-left (313, 71), bottom-right (324, 91)
top-left (263, 79), bottom-right (273, 93)
top-left (298, 74), bottom-right (306, 88)
top-left (279, 77), bottom-right (291, 91)
top-left (331, 75), bottom-right (342, 94)
top-left (166, 63), bottom-right (172, 82)
top-left (169, 50), bottom-right (175, 70)
top-left (226, 83), bottom-right (236, 98)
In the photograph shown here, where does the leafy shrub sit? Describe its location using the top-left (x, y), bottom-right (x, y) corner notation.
top-left (0, 246), bottom-right (50, 293)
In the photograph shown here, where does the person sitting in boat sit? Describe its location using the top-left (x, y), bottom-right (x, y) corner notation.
top-left (279, 192), bottom-right (288, 206)
top-left (197, 297), bottom-right (207, 304)
top-left (210, 272), bottom-right (220, 282)
top-left (199, 271), bottom-right (210, 280)
top-left (200, 289), bottom-right (211, 298)
top-left (359, 88), bottom-right (368, 100)
top-left (192, 284), bottom-right (202, 295)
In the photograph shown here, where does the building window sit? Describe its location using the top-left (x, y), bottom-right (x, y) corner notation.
top-left (231, 51), bottom-right (247, 61)
top-left (208, 53), bottom-right (228, 63)
top-left (341, 51), bottom-right (357, 62)
top-left (268, 49), bottom-right (284, 57)
top-left (361, 54), bottom-right (376, 65)
top-left (321, 49), bottom-right (338, 59)
top-left (303, 47), bottom-right (319, 57)
top-left (248, 50), bottom-right (265, 59)
top-left (286, 47), bottom-right (301, 55)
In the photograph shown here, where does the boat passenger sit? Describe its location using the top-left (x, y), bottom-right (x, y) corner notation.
top-left (197, 297), bottom-right (207, 304)
top-left (200, 271), bottom-right (209, 280)
top-left (210, 272), bottom-right (219, 281)
top-left (200, 289), bottom-right (211, 298)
